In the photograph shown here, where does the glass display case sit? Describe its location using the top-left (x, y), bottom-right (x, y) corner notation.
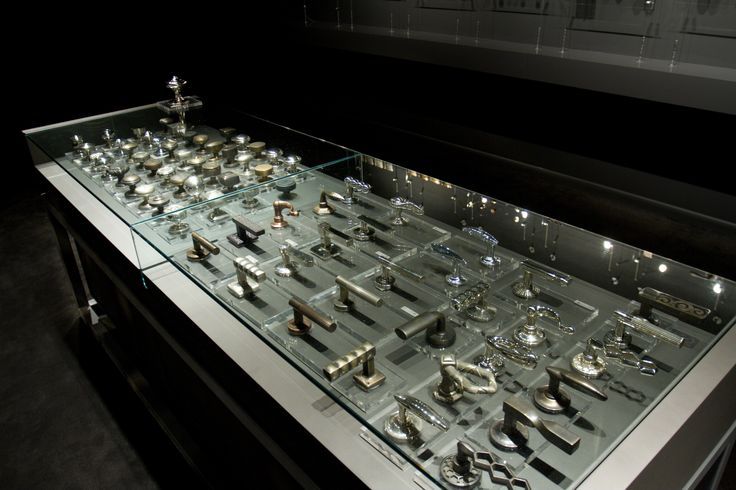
top-left (130, 150), bottom-right (735, 489)
top-left (24, 83), bottom-right (359, 227)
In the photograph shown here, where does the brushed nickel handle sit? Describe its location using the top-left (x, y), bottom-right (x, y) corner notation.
top-left (433, 354), bottom-right (497, 404)
top-left (614, 310), bottom-right (685, 347)
top-left (384, 394), bottom-right (450, 443)
top-left (395, 311), bottom-right (456, 348)
top-left (323, 342), bottom-right (386, 391)
top-left (334, 275), bottom-right (383, 311)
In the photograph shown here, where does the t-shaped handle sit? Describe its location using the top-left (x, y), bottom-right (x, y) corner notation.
top-left (533, 366), bottom-right (607, 414)
top-left (186, 232), bottom-right (220, 262)
top-left (287, 297), bottom-right (337, 336)
top-left (430, 243), bottom-right (468, 287)
top-left (334, 275), bottom-right (383, 311)
top-left (490, 396), bottom-right (580, 454)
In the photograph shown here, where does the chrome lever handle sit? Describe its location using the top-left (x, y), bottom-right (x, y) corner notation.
top-left (431, 243), bottom-right (467, 264)
top-left (487, 336), bottom-right (538, 368)
top-left (533, 366), bottom-right (607, 413)
top-left (390, 196), bottom-right (424, 214)
top-left (614, 310), bottom-right (685, 347)
top-left (520, 260), bottom-right (571, 286)
top-left (462, 226), bottom-right (498, 246)
top-left (385, 394), bottom-right (450, 443)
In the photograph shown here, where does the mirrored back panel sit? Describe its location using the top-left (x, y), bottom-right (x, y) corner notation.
top-left (132, 149), bottom-right (734, 489)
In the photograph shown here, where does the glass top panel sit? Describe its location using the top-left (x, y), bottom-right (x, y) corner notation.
top-left (131, 151), bottom-right (735, 489)
top-left (25, 103), bottom-right (359, 226)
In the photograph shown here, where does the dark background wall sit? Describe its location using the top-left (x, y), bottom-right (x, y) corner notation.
top-left (9, 3), bottom-right (735, 273)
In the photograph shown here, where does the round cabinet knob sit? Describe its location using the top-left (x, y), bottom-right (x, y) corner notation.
top-left (135, 183), bottom-right (156, 209)
top-left (233, 134), bottom-right (251, 149)
top-left (254, 163), bottom-right (273, 181)
top-left (121, 141), bottom-right (138, 157)
top-left (184, 175), bottom-right (204, 200)
top-left (205, 140), bottom-right (224, 157)
top-left (187, 155), bottom-right (207, 174)
top-left (281, 154), bottom-right (301, 172)
top-left (264, 147), bottom-right (283, 161)
top-left (247, 141), bottom-right (266, 156)
top-left (143, 158), bottom-right (162, 176)
top-left (234, 151), bottom-right (254, 171)
top-left (131, 151), bottom-right (149, 169)
top-left (149, 195), bottom-right (170, 215)
top-left (192, 133), bottom-right (209, 148)
top-left (170, 173), bottom-right (189, 199)
top-left (275, 178), bottom-right (296, 197)
top-left (122, 174), bottom-right (141, 196)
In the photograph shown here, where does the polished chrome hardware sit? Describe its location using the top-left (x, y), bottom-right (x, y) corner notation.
top-left (433, 354), bottom-right (497, 404)
top-left (389, 196), bottom-right (424, 226)
top-left (384, 394), bottom-right (449, 443)
top-left (228, 257), bottom-right (266, 299)
top-left (334, 275), bottom-right (383, 311)
top-left (490, 396), bottom-right (580, 453)
top-left (440, 441), bottom-right (530, 489)
top-left (287, 297), bottom-right (337, 336)
top-left (351, 220), bottom-right (375, 241)
top-left (570, 339), bottom-right (606, 378)
top-left (597, 338), bottom-right (658, 376)
top-left (614, 310), bottom-right (685, 347)
top-left (281, 154), bottom-right (301, 172)
top-left (604, 318), bottom-right (633, 350)
top-left (463, 226), bottom-right (501, 268)
top-left (486, 336), bottom-right (538, 368)
top-left (271, 200), bottom-right (299, 229)
top-left (343, 176), bottom-right (371, 204)
top-left (533, 366), bottom-right (607, 414)
top-left (513, 305), bottom-right (573, 347)
top-left (323, 342), bottom-right (385, 391)
top-left (187, 232), bottom-right (220, 262)
top-left (636, 286), bottom-right (710, 326)
top-left (451, 282), bottom-right (496, 322)
top-left (233, 134), bottom-right (251, 150)
top-left (473, 337), bottom-right (506, 374)
top-left (431, 243), bottom-right (467, 287)
top-left (275, 245), bottom-right (300, 278)
top-left (395, 311), bottom-right (455, 348)
top-left (184, 175), bottom-right (205, 202)
top-left (372, 253), bottom-right (424, 291)
top-left (311, 222), bottom-right (340, 259)
top-left (313, 190), bottom-right (336, 215)
top-left (512, 261), bottom-right (571, 299)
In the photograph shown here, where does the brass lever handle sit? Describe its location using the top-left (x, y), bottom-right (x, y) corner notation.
top-left (187, 232), bottom-right (220, 262)
top-left (288, 297), bottom-right (337, 336)
top-left (490, 396), bottom-right (580, 454)
top-left (533, 366), bottom-right (607, 413)
top-left (323, 342), bottom-right (386, 391)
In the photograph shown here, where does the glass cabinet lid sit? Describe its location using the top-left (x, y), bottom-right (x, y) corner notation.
top-left (132, 151), bottom-right (734, 489)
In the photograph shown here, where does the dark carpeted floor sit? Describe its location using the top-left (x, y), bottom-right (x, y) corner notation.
top-left (0, 187), bottom-right (199, 489)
